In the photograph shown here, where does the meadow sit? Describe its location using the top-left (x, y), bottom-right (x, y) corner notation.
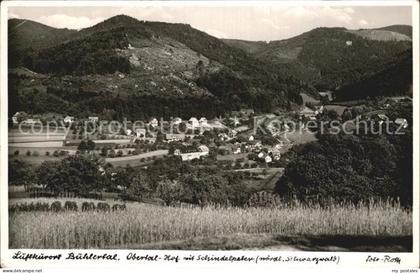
top-left (9, 199), bottom-right (412, 250)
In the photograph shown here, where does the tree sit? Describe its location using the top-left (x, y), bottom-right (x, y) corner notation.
top-left (127, 172), bottom-right (152, 199)
top-left (275, 133), bottom-right (404, 203)
top-left (86, 140), bottom-right (96, 151)
top-left (36, 155), bottom-right (105, 194)
top-left (77, 140), bottom-right (87, 151)
top-left (8, 159), bottom-right (35, 186)
top-left (78, 140), bottom-right (95, 151)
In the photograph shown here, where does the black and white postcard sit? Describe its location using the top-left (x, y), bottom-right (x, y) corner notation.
top-left (1, 1), bottom-right (419, 272)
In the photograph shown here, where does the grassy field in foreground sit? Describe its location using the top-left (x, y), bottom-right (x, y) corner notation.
top-left (9, 200), bottom-right (412, 249)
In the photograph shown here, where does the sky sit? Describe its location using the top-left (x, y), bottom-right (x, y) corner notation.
top-left (8, 5), bottom-right (412, 41)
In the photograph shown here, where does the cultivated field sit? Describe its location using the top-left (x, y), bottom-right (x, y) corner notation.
top-left (9, 199), bottom-right (412, 250)
top-left (104, 149), bottom-right (169, 167)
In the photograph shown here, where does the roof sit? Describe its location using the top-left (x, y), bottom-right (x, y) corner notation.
top-left (198, 145), bottom-right (209, 153)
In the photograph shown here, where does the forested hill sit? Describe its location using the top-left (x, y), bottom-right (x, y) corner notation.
top-left (8, 18), bottom-right (77, 68)
top-left (225, 26), bottom-right (412, 95)
top-left (335, 50), bottom-right (413, 101)
top-left (8, 15), bottom-right (315, 119)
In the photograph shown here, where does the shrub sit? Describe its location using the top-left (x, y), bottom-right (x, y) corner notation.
top-left (97, 202), bottom-right (110, 212)
top-left (81, 202), bottom-right (95, 212)
top-left (53, 151), bottom-right (59, 157)
top-left (50, 201), bottom-right (62, 212)
top-left (14, 150), bottom-right (20, 156)
top-left (26, 151), bottom-right (31, 156)
top-left (45, 151), bottom-right (50, 156)
top-left (32, 151), bottom-right (40, 157)
top-left (34, 202), bottom-right (50, 211)
top-left (112, 203), bottom-right (126, 211)
top-left (64, 201), bottom-right (78, 211)
top-left (247, 191), bottom-right (282, 208)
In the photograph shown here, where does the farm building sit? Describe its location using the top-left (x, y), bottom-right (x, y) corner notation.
top-left (135, 128), bottom-right (146, 138)
top-left (178, 145), bottom-right (209, 161)
top-left (189, 117), bottom-right (199, 127)
top-left (199, 117), bottom-right (208, 126)
top-left (23, 118), bottom-right (41, 125)
top-left (165, 133), bottom-right (186, 142)
top-left (172, 117), bottom-right (182, 125)
top-left (148, 118), bottom-right (159, 127)
top-left (12, 112), bottom-right (26, 124)
top-left (64, 116), bottom-right (74, 124)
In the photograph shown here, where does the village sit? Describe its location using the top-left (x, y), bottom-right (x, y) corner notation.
top-left (8, 93), bottom-right (410, 176)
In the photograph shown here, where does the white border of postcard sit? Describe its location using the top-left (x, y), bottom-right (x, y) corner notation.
top-left (1, 1), bottom-right (419, 272)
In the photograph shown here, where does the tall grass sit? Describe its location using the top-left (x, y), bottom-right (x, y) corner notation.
top-left (9, 200), bottom-right (412, 249)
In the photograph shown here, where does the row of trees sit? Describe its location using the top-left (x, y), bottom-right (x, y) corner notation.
top-left (9, 155), bottom-right (252, 206)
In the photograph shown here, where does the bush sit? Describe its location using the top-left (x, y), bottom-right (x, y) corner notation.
top-left (97, 202), bottom-right (110, 212)
top-left (26, 151), bottom-right (31, 156)
top-left (112, 203), bottom-right (126, 211)
top-left (53, 150), bottom-right (59, 157)
top-left (9, 202), bottom-right (49, 212)
top-left (81, 202), bottom-right (95, 212)
top-left (45, 151), bottom-right (50, 156)
top-left (247, 191), bottom-right (282, 208)
top-left (32, 151), bottom-right (40, 157)
top-left (14, 150), bottom-right (20, 156)
top-left (50, 201), bottom-right (62, 212)
top-left (34, 202), bottom-right (50, 211)
top-left (64, 201), bottom-right (78, 211)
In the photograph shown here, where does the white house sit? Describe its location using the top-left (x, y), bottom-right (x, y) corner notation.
top-left (149, 118), bottom-right (158, 127)
top-left (64, 116), bottom-right (74, 124)
top-left (249, 135), bottom-right (254, 141)
top-left (88, 116), bottom-right (99, 122)
top-left (135, 128), bottom-right (146, 138)
top-left (172, 117), bottom-right (182, 125)
top-left (198, 145), bottom-right (209, 153)
top-left (179, 145), bottom-right (209, 161)
top-left (258, 152), bottom-right (265, 158)
top-left (12, 112), bottom-right (24, 124)
top-left (346, 40), bottom-right (353, 46)
top-left (165, 133), bottom-right (186, 142)
top-left (233, 145), bottom-right (241, 154)
top-left (126, 129), bottom-right (133, 136)
top-left (199, 117), bottom-right (208, 126)
top-left (265, 155), bottom-right (272, 163)
top-left (189, 117), bottom-right (199, 127)
top-left (23, 118), bottom-right (41, 125)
